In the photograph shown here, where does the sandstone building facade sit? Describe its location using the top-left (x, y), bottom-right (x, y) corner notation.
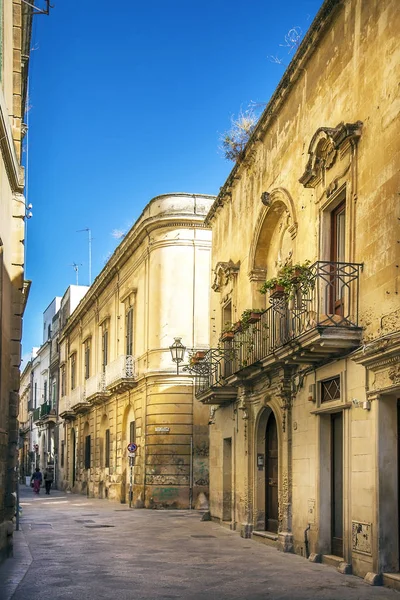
top-left (0, 1), bottom-right (32, 562)
top-left (193, 0), bottom-right (400, 584)
top-left (58, 193), bottom-right (214, 508)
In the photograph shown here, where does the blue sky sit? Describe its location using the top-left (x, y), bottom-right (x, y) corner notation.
top-left (22, 0), bottom-right (323, 359)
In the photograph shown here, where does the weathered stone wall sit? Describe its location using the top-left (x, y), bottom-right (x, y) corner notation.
top-left (0, 0), bottom-right (31, 564)
top-left (206, 0), bottom-right (399, 578)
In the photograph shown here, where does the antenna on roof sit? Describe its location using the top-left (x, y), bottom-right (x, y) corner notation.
top-left (77, 228), bottom-right (92, 285)
top-left (70, 263), bottom-right (82, 286)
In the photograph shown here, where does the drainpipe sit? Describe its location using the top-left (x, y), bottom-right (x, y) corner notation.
top-left (304, 523), bottom-right (311, 558)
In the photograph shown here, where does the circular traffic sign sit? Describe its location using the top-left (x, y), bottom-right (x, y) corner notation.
top-left (127, 443), bottom-right (137, 452)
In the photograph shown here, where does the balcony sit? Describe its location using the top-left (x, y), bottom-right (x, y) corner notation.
top-left (19, 420), bottom-right (30, 435)
top-left (105, 355), bottom-right (136, 393)
top-left (70, 385), bottom-right (90, 414)
top-left (59, 394), bottom-right (75, 421)
top-left (195, 261), bottom-right (363, 404)
top-left (85, 372), bottom-right (110, 404)
top-left (35, 402), bottom-right (57, 425)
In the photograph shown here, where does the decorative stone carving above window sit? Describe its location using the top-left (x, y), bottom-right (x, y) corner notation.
top-left (299, 121), bottom-right (363, 189)
top-left (212, 260), bottom-right (240, 292)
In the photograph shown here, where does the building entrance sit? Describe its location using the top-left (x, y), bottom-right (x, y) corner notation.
top-left (265, 412), bottom-right (278, 533)
top-left (331, 412), bottom-right (343, 556)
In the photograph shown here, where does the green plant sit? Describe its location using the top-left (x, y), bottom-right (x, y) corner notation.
top-left (259, 261), bottom-right (314, 299)
top-left (221, 321), bottom-right (234, 333)
top-left (240, 309), bottom-right (263, 331)
top-left (220, 108), bottom-right (258, 162)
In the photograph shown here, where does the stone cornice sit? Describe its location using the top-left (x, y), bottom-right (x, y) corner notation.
top-left (0, 87), bottom-right (24, 191)
top-left (205, 0), bottom-right (342, 226)
top-left (351, 332), bottom-right (400, 370)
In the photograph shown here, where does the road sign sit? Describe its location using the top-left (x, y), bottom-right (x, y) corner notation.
top-left (127, 443), bottom-right (137, 452)
top-left (128, 452), bottom-right (136, 458)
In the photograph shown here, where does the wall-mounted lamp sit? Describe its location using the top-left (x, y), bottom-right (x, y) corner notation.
top-left (169, 337), bottom-right (186, 375)
top-left (352, 398), bottom-right (371, 411)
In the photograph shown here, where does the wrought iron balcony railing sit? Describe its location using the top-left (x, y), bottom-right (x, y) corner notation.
top-left (194, 261), bottom-right (362, 399)
top-left (40, 402), bottom-right (51, 418)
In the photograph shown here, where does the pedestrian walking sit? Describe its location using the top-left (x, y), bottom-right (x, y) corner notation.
top-left (43, 466), bottom-right (54, 495)
top-left (31, 467), bottom-right (42, 494)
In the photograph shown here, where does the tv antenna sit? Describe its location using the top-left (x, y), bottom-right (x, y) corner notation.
top-left (77, 228), bottom-right (92, 285)
top-left (70, 263), bottom-right (82, 286)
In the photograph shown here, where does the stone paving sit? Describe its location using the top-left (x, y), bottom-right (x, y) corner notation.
top-left (0, 485), bottom-right (399, 600)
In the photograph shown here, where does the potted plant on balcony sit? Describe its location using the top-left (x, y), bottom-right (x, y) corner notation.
top-left (241, 308), bottom-right (263, 329)
top-left (259, 277), bottom-right (285, 298)
top-left (220, 323), bottom-right (235, 342)
top-left (232, 321), bottom-right (243, 333)
top-left (260, 261), bottom-right (314, 300)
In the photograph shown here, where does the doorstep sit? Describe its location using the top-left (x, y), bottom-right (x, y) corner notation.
top-left (252, 530), bottom-right (278, 548)
top-left (383, 573), bottom-right (400, 591)
top-left (322, 554), bottom-right (344, 568)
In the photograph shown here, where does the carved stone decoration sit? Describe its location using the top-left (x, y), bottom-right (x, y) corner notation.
top-left (211, 260), bottom-right (240, 292)
top-left (261, 191), bottom-right (271, 206)
top-left (299, 121), bottom-right (363, 189)
top-left (388, 365), bottom-right (400, 385)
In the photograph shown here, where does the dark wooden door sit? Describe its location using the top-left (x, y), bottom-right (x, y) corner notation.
top-left (330, 201), bottom-right (346, 315)
top-left (331, 412), bottom-right (343, 556)
top-left (71, 429), bottom-right (76, 486)
top-left (265, 413), bottom-right (278, 533)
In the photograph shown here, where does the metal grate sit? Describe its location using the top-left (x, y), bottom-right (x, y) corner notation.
top-left (321, 376), bottom-right (340, 402)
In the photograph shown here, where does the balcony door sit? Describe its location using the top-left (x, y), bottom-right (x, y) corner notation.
top-left (265, 412), bottom-right (278, 533)
top-left (330, 201), bottom-right (346, 315)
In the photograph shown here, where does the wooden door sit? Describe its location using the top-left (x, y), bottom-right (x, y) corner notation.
top-left (265, 413), bottom-right (278, 533)
top-left (330, 201), bottom-right (346, 315)
top-left (223, 438), bottom-right (232, 521)
top-left (331, 412), bottom-right (343, 556)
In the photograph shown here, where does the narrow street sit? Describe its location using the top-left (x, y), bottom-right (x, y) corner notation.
top-left (0, 486), bottom-right (398, 600)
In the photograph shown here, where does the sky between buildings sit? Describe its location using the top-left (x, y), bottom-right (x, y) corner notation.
top-left (21, 0), bottom-right (323, 361)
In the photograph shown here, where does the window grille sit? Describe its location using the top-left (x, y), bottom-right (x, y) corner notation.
top-left (321, 376), bottom-right (340, 402)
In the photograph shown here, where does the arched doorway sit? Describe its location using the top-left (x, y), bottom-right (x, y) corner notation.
top-left (255, 406), bottom-right (280, 533)
top-left (265, 412), bottom-right (278, 533)
top-left (71, 428), bottom-right (76, 486)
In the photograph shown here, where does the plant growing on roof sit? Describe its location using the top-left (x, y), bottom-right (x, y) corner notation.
top-left (220, 107), bottom-right (259, 162)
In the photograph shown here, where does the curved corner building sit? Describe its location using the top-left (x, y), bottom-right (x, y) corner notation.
top-left (57, 193), bottom-right (215, 508)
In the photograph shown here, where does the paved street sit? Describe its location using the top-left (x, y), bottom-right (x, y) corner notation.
top-left (0, 486), bottom-right (399, 600)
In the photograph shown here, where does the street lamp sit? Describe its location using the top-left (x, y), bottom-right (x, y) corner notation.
top-left (169, 337), bottom-right (186, 375)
